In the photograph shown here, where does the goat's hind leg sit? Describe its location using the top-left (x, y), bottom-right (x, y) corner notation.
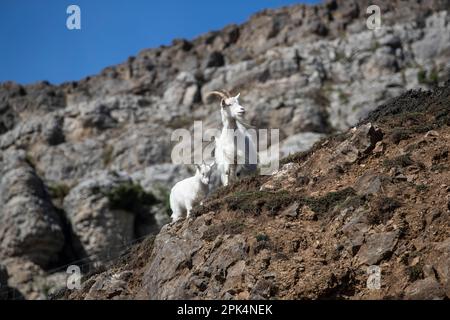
top-left (171, 209), bottom-right (183, 222)
top-left (170, 202), bottom-right (185, 222)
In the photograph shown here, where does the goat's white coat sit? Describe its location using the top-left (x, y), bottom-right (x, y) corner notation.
top-left (213, 93), bottom-right (257, 186)
top-left (170, 163), bottom-right (213, 221)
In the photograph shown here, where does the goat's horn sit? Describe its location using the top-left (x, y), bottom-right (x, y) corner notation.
top-left (207, 91), bottom-right (229, 100)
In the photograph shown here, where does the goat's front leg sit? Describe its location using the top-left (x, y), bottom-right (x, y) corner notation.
top-left (186, 204), bottom-right (193, 217)
top-left (222, 174), bottom-right (229, 186)
top-left (222, 163), bottom-right (230, 186)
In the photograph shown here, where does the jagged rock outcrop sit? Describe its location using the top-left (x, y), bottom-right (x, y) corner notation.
top-left (330, 123), bottom-right (383, 167)
top-left (63, 171), bottom-right (161, 265)
top-left (0, 149), bottom-right (64, 267)
top-left (65, 82), bottom-right (450, 300)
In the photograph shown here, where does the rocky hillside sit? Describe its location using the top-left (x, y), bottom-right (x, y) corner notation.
top-left (1, 0), bottom-right (450, 299)
top-left (67, 82), bottom-right (450, 300)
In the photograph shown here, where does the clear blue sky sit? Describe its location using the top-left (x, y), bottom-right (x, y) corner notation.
top-left (0, 0), bottom-right (319, 85)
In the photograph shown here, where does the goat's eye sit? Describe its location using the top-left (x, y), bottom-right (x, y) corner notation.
top-left (221, 100), bottom-right (231, 108)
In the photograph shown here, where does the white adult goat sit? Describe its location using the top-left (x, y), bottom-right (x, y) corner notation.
top-left (207, 90), bottom-right (257, 186)
top-left (170, 162), bottom-right (214, 221)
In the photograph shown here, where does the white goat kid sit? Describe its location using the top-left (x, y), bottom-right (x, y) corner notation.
top-left (208, 90), bottom-right (257, 186)
top-left (170, 162), bottom-right (214, 222)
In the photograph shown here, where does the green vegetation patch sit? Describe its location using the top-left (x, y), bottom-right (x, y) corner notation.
top-left (304, 188), bottom-right (356, 215)
top-left (417, 68), bottom-right (439, 86)
top-left (407, 263), bottom-right (424, 282)
top-left (390, 123), bottom-right (435, 144)
top-left (417, 69), bottom-right (427, 84)
top-left (383, 154), bottom-right (414, 169)
top-left (435, 110), bottom-right (450, 127)
top-left (48, 183), bottom-right (71, 200)
top-left (105, 182), bottom-right (158, 213)
top-left (227, 190), bottom-right (295, 215)
top-left (150, 185), bottom-right (172, 217)
top-left (226, 187), bottom-right (356, 218)
top-left (415, 184), bottom-right (429, 192)
top-left (256, 233), bottom-right (270, 242)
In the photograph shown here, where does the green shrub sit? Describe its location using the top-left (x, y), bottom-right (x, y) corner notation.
top-left (304, 188), bottom-right (356, 215)
top-left (228, 190), bottom-right (294, 215)
top-left (105, 182), bottom-right (157, 213)
top-left (153, 186), bottom-right (172, 217)
top-left (383, 154), bottom-right (414, 169)
top-left (417, 68), bottom-right (439, 86)
top-left (256, 233), bottom-right (270, 242)
top-left (435, 110), bottom-right (450, 126)
top-left (428, 69), bottom-right (439, 86)
top-left (408, 264), bottom-right (423, 282)
top-left (417, 69), bottom-right (427, 84)
top-left (226, 187), bottom-right (356, 218)
top-left (415, 184), bottom-right (429, 192)
top-left (48, 183), bottom-right (71, 199)
top-left (430, 164), bottom-right (448, 173)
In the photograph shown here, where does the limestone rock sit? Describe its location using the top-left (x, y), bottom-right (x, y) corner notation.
top-left (0, 149), bottom-right (64, 267)
top-left (63, 171), bottom-right (143, 265)
top-left (404, 277), bottom-right (446, 300)
top-left (357, 231), bottom-right (399, 265)
top-left (331, 123), bottom-right (383, 165)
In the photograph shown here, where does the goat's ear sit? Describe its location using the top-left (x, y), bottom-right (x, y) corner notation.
top-left (234, 93), bottom-right (240, 99)
top-left (194, 164), bottom-right (201, 172)
top-left (221, 99), bottom-right (231, 108)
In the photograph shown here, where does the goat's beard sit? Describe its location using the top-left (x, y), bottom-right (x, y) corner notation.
top-left (235, 116), bottom-right (255, 130)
